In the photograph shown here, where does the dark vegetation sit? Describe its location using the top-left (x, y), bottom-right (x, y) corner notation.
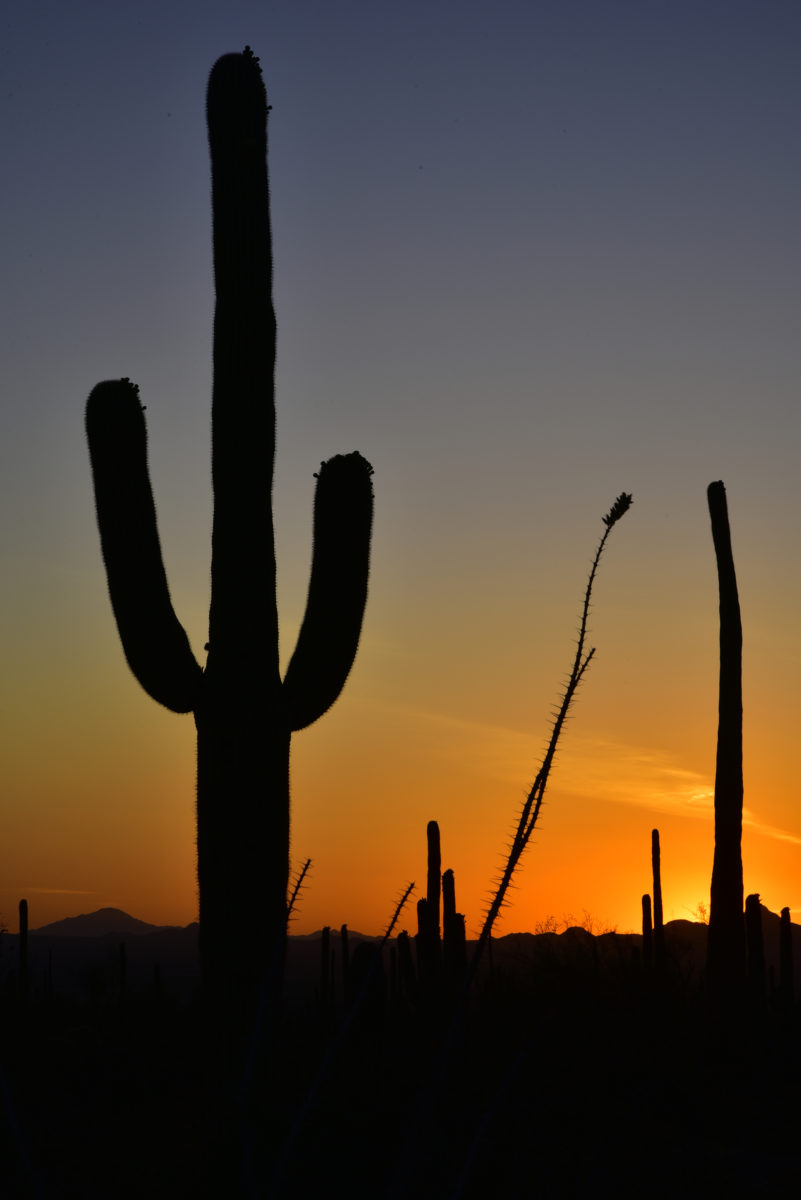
top-left (2, 876), bottom-right (800, 1197)
top-left (2, 48), bottom-right (799, 1198)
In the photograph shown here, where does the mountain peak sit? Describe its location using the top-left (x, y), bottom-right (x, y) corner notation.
top-left (31, 907), bottom-right (164, 938)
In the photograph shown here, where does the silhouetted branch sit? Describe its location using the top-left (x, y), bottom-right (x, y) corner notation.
top-left (471, 493), bottom-right (632, 976)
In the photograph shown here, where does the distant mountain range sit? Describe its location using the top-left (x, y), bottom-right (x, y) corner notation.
top-left (12, 907), bottom-right (373, 1007)
top-left (31, 907), bottom-right (187, 938)
top-left (29, 906), bottom-right (373, 941)
top-left (4, 904), bottom-right (798, 1010)
top-left (26, 905), bottom-right (800, 963)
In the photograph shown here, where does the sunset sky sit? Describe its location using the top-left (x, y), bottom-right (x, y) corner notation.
top-left (2, 1), bottom-right (801, 938)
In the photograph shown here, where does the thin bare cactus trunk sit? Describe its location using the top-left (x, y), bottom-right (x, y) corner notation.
top-left (705, 481), bottom-right (745, 1005)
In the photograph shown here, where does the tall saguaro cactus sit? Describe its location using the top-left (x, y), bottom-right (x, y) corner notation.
top-left (86, 49), bottom-right (373, 1013)
top-left (705, 481), bottom-right (745, 1003)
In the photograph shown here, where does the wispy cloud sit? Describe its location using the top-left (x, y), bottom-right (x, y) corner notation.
top-left (404, 706), bottom-right (801, 848)
top-left (407, 707), bottom-right (713, 812)
top-left (553, 735), bottom-right (715, 818)
top-left (742, 813), bottom-right (801, 847)
top-left (564, 738), bottom-right (801, 846)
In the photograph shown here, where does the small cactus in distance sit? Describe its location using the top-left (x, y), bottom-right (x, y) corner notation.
top-left (442, 868), bottom-right (466, 989)
top-left (18, 898), bottom-right (28, 1008)
top-left (779, 906), bottom-right (794, 1005)
top-left (651, 829), bottom-right (665, 975)
top-left (426, 820), bottom-right (442, 944)
top-left (413, 820), bottom-right (466, 1002)
top-left (745, 893), bottom-right (765, 1010)
top-left (416, 820), bottom-right (443, 989)
top-left (340, 924), bottom-right (351, 1005)
top-left (319, 926), bottom-right (331, 1026)
top-left (641, 893), bottom-right (653, 972)
top-left (85, 49), bottom-right (373, 1019)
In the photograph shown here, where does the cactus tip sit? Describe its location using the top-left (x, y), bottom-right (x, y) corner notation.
top-left (602, 492), bottom-right (633, 529)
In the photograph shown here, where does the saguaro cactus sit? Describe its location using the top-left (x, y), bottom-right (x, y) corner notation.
top-left (86, 49), bottom-right (373, 1014)
top-left (705, 481), bottom-right (745, 1003)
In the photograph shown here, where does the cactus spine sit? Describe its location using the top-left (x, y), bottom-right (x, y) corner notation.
top-left (85, 49), bottom-right (373, 1015)
top-left (705, 481), bottom-right (745, 1003)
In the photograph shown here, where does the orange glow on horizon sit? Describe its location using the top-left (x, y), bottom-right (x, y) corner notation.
top-left (3, 10), bottom-right (801, 948)
top-left (7, 673), bottom-right (799, 940)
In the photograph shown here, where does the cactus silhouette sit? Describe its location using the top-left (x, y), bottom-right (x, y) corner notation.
top-left (412, 821), bottom-right (466, 1003)
top-left (745, 893), bottom-right (765, 1009)
top-left (416, 820), bottom-right (443, 989)
top-left (779, 905), bottom-right (794, 1005)
top-left (340, 923), bottom-right (351, 1005)
top-left (85, 48), bottom-right (373, 1015)
top-left (705, 481), bottom-right (745, 1004)
top-left (426, 819), bottom-right (442, 943)
top-left (651, 828), bottom-right (665, 975)
top-left (441, 867), bottom-right (466, 990)
top-left (641, 893), bottom-right (653, 971)
top-left (18, 898), bottom-right (28, 1008)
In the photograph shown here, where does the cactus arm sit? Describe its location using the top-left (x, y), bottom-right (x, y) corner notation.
top-left (86, 379), bottom-right (203, 713)
top-left (206, 49), bottom-right (279, 681)
top-left (283, 453), bottom-right (374, 731)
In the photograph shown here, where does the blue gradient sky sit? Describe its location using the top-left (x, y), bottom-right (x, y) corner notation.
top-left (2, 1), bottom-right (801, 935)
